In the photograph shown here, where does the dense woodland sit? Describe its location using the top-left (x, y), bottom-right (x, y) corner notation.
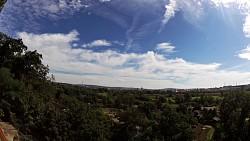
top-left (1, 2), bottom-right (250, 141)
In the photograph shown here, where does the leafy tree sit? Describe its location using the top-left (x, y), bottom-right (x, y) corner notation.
top-left (217, 92), bottom-right (250, 141)
top-left (0, 0), bottom-right (6, 12)
top-left (0, 32), bottom-right (49, 84)
top-left (184, 93), bottom-right (192, 103)
top-left (0, 67), bottom-right (24, 92)
top-left (160, 105), bottom-right (194, 141)
top-left (112, 108), bottom-right (149, 141)
top-left (138, 102), bottom-right (157, 117)
top-left (0, 33), bottom-right (27, 67)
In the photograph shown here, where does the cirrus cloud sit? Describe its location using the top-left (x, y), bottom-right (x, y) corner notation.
top-left (243, 14), bottom-right (250, 38)
top-left (156, 42), bottom-right (176, 53)
top-left (0, 0), bottom-right (205, 50)
top-left (210, 0), bottom-right (250, 38)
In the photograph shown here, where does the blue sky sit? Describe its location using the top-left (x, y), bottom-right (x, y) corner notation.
top-left (1, 0), bottom-right (250, 89)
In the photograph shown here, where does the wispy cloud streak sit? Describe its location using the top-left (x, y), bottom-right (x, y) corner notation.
top-left (243, 14), bottom-right (250, 38)
top-left (160, 0), bottom-right (178, 32)
top-left (1, 0), bottom-right (249, 50)
top-left (210, 0), bottom-right (250, 38)
top-left (0, 0), bottom-right (165, 49)
top-left (156, 42), bottom-right (176, 53)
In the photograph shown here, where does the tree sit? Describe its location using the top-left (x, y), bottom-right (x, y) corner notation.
top-left (0, 33), bottom-right (27, 67)
top-left (0, 0), bottom-right (7, 12)
top-left (217, 92), bottom-right (250, 141)
top-left (112, 108), bottom-right (149, 141)
top-left (160, 105), bottom-right (194, 141)
top-left (12, 50), bottom-right (49, 81)
top-left (184, 93), bottom-right (192, 103)
top-left (0, 67), bottom-right (24, 92)
top-left (0, 32), bottom-right (49, 83)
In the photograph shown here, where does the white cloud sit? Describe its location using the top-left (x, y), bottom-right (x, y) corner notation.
top-left (0, 0), bottom-right (88, 35)
top-left (210, 0), bottom-right (250, 8)
top-left (83, 40), bottom-right (112, 48)
top-left (177, 0), bottom-right (204, 25)
top-left (243, 14), bottom-right (250, 38)
top-left (1, 0), bottom-right (166, 49)
top-left (18, 31), bottom-right (250, 89)
top-left (160, 0), bottom-right (205, 31)
top-left (161, 0), bottom-right (178, 31)
top-left (210, 0), bottom-right (235, 7)
top-left (210, 0), bottom-right (250, 38)
top-left (1, 0), bottom-right (250, 44)
top-left (113, 41), bottom-right (125, 46)
top-left (160, 0), bottom-right (250, 36)
top-left (99, 0), bottom-right (111, 2)
top-left (72, 43), bottom-right (78, 47)
top-left (238, 45), bottom-right (250, 60)
top-left (156, 42), bottom-right (175, 53)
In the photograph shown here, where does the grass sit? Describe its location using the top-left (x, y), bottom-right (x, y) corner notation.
top-left (98, 92), bottom-right (108, 97)
top-left (206, 126), bottom-right (215, 141)
top-left (192, 96), bottom-right (223, 100)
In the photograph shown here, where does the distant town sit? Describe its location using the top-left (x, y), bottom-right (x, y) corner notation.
top-left (78, 83), bottom-right (250, 93)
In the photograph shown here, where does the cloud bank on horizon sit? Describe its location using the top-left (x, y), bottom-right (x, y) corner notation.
top-left (17, 31), bottom-right (250, 88)
top-left (1, 0), bottom-right (250, 88)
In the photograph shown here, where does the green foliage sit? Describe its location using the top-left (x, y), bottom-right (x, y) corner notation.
top-left (12, 50), bottom-right (49, 81)
top-left (0, 32), bottom-right (49, 84)
top-left (160, 105), bottom-right (194, 141)
top-left (0, 0), bottom-right (6, 12)
top-left (0, 33), bottom-right (27, 67)
top-left (0, 67), bottom-right (24, 91)
top-left (214, 92), bottom-right (250, 141)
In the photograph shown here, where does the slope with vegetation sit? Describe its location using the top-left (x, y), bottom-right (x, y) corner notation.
top-left (0, 33), bottom-right (113, 140)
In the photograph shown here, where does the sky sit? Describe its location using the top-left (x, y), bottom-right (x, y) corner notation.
top-left (1, 0), bottom-right (250, 89)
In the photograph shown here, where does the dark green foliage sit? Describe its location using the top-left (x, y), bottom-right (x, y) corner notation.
top-left (0, 0), bottom-right (6, 12)
top-left (216, 92), bottom-right (250, 141)
top-left (0, 67), bottom-right (24, 92)
top-left (0, 69), bottom-right (113, 140)
top-left (0, 33), bottom-right (27, 67)
top-left (0, 33), bottom-right (49, 85)
top-left (160, 105), bottom-right (194, 141)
